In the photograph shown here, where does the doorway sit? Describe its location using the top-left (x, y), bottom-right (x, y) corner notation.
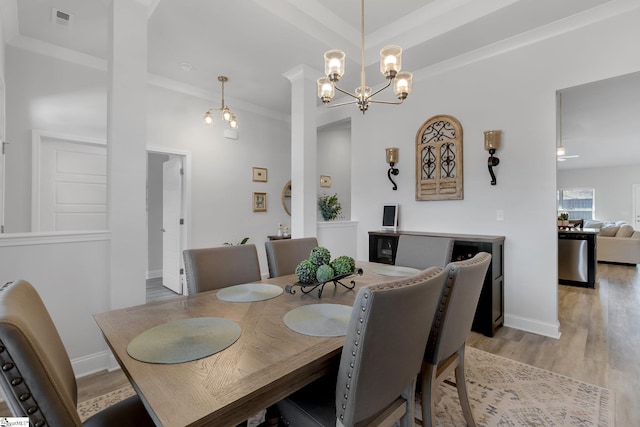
top-left (147, 148), bottom-right (190, 296)
top-left (633, 184), bottom-right (640, 231)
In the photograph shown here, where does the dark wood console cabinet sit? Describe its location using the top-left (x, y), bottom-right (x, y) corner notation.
top-left (369, 230), bottom-right (505, 337)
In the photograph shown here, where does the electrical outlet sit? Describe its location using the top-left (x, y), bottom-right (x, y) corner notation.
top-left (496, 210), bottom-right (504, 221)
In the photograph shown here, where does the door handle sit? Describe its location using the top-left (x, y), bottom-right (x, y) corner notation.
top-left (162, 228), bottom-right (166, 232)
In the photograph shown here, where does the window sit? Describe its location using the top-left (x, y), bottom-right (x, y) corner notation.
top-left (557, 188), bottom-right (595, 220)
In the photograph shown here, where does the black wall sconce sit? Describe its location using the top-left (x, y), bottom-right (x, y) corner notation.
top-left (385, 147), bottom-right (399, 190)
top-left (484, 130), bottom-right (501, 185)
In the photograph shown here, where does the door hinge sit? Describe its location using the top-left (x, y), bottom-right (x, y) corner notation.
top-left (1, 141), bottom-right (8, 155)
top-left (180, 168), bottom-right (184, 175)
top-left (179, 218), bottom-right (184, 225)
top-left (180, 268), bottom-right (184, 275)
top-left (0, 225), bottom-right (4, 233)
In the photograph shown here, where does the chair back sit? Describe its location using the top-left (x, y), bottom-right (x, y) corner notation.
top-left (424, 252), bottom-right (491, 365)
top-left (336, 267), bottom-right (447, 426)
top-left (0, 280), bottom-right (82, 426)
top-left (183, 244), bottom-right (262, 294)
top-left (265, 237), bottom-right (318, 278)
top-left (395, 235), bottom-right (453, 269)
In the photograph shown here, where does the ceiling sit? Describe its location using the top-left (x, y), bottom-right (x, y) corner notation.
top-left (559, 71), bottom-right (640, 170)
top-left (3, 0), bottom-right (637, 170)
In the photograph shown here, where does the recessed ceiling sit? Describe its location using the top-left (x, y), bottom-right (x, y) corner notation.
top-left (6, 0), bottom-right (614, 117)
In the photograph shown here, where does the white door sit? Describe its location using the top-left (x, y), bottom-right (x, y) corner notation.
top-left (633, 184), bottom-right (640, 231)
top-left (33, 133), bottom-right (107, 232)
top-left (162, 157), bottom-right (183, 293)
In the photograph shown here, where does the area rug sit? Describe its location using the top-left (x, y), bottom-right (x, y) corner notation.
top-left (420, 346), bottom-right (614, 426)
top-left (77, 347), bottom-right (614, 426)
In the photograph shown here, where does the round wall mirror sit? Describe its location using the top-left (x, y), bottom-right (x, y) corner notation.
top-left (281, 180), bottom-right (291, 216)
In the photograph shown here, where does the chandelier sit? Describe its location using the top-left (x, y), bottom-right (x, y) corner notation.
top-left (317, 0), bottom-right (413, 114)
top-left (203, 76), bottom-right (238, 129)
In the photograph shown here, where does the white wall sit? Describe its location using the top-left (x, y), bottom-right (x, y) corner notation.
top-left (558, 164), bottom-right (640, 223)
top-left (0, 233), bottom-right (111, 375)
top-left (5, 46), bottom-right (107, 232)
top-left (317, 121), bottom-right (351, 220)
top-left (319, 6), bottom-right (640, 338)
top-left (146, 85), bottom-right (291, 275)
top-left (1, 48), bottom-right (291, 374)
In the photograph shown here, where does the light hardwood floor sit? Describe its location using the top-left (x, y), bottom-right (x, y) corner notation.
top-left (468, 261), bottom-right (639, 426)
top-left (2, 266), bottom-right (637, 425)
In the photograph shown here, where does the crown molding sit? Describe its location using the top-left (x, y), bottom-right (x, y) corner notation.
top-left (9, 34), bottom-right (107, 70)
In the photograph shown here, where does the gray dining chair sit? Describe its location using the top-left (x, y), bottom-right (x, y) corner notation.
top-left (394, 234), bottom-right (453, 270)
top-left (419, 252), bottom-right (492, 427)
top-left (182, 244), bottom-right (262, 294)
top-left (265, 237), bottom-right (318, 278)
top-left (0, 279), bottom-right (155, 427)
top-left (275, 266), bottom-right (448, 427)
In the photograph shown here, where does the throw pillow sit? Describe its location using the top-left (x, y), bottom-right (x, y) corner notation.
top-left (584, 220), bottom-right (603, 229)
top-left (616, 224), bottom-right (635, 238)
top-left (599, 226), bottom-right (619, 237)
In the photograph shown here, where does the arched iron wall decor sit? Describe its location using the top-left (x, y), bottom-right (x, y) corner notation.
top-left (415, 115), bottom-right (463, 200)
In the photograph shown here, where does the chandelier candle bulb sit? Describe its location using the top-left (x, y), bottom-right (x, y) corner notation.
top-left (324, 50), bottom-right (345, 81)
top-left (317, 77), bottom-right (335, 103)
top-left (380, 45), bottom-right (402, 78)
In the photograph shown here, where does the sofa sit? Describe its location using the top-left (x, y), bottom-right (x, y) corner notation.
top-left (584, 220), bottom-right (640, 264)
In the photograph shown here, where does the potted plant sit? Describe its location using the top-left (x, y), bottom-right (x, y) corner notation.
top-left (318, 193), bottom-right (342, 221)
top-left (557, 212), bottom-right (569, 227)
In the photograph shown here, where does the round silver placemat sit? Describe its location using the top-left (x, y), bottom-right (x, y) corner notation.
top-left (217, 283), bottom-right (283, 302)
top-left (127, 317), bottom-right (241, 364)
top-left (372, 265), bottom-right (421, 277)
top-left (283, 304), bottom-right (352, 337)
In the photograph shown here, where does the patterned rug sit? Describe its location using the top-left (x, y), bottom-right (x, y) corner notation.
top-left (77, 347), bottom-right (613, 426)
top-left (422, 347), bottom-right (614, 426)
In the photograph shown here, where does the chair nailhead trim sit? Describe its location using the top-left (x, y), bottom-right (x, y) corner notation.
top-left (0, 338), bottom-right (48, 426)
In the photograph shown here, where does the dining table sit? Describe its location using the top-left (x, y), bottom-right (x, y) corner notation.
top-left (93, 261), bottom-right (420, 427)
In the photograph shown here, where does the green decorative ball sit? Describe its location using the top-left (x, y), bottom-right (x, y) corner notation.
top-left (331, 256), bottom-right (356, 276)
top-left (295, 259), bottom-right (318, 284)
top-left (309, 246), bottom-right (331, 266)
top-left (316, 264), bottom-right (335, 283)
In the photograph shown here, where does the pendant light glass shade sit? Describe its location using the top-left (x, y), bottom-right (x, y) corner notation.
top-left (317, 77), bottom-right (335, 103)
top-left (203, 110), bottom-right (214, 125)
top-left (393, 72), bottom-right (413, 99)
top-left (380, 46), bottom-right (402, 78)
top-left (324, 50), bottom-right (345, 82)
top-left (221, 106), bottom-right (232, 122)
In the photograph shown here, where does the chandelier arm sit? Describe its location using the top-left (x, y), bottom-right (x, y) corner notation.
top-left (368, 98), bottom-right (405, 106)
top-left (334, 85), bottom-right (361, 100)
top-left (326, 100), bottom-right (359, 108)
top-left (367, 79), bottom-right (393, 99)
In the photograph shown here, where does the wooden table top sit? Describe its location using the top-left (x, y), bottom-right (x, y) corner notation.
top-left (93, 261), bottom-right (390, 427)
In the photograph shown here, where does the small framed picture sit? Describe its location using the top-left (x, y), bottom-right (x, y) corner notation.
top-left (252, 167), bottom-right (268, 182)
top-left (253, 192), bottom-right (267, 212)
top-left (320, 175), bottom-right (332, 187)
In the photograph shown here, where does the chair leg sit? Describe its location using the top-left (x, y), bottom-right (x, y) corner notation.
top-left (454, 348), bottom-right (476, 427)
top-left (420, 361), bottom-right (438, 427)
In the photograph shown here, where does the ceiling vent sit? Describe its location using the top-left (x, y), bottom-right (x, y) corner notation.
top-left (51, 8), bottom-right (74, 27)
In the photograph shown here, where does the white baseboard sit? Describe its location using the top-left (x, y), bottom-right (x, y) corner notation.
top-left (71, 350), bottom-right (118, 378)
top-left (146, 269), bottom-right (162, 280)
top-left (504, 313), bottom-right (561, 339)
